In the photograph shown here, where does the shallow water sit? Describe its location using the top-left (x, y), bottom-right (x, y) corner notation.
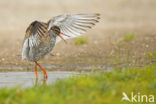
top-left (0, 65), bottom-right (110, 71)
top-left (0, 71), bottom-right (80, 88)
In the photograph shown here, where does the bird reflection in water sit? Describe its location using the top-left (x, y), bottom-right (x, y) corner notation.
top-left (34, 78), bottom-right (47, 87)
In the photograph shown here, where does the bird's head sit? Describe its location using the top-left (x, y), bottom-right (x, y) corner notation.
top-left (51, 25), bottom-right (69, 43)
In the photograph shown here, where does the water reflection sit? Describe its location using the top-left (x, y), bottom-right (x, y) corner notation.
top-left (0, 71), bottom-right (80, 88)
top-left (35, 78), bottom-right (47, 87)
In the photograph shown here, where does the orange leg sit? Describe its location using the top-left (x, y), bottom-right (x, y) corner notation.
top-left (35, 61), bottom-right (48, 79)
top-left (34, 62), bottom-right (38, 79)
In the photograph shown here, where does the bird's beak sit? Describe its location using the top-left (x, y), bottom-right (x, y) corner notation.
top-left (58, 32), bottom-right (70, 43)
top-left (58, 32), bottom-right (67, 43)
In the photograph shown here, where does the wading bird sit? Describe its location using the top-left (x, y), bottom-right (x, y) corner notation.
top-left (22, 13), bottom-right (100, 80)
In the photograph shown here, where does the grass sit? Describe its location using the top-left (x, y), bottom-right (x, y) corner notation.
top-left (147, 51), bottom-right (156, 59)
top-left (123, 33), bottom-right (135, 41)
top-left (75, 37), bottom-right (88, 45)
top-left (0, 64), bottom-right (156, 104)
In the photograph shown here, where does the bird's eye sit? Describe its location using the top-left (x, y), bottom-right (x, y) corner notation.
top-left (51, 26), bottom-right (60, 34)
top-left (55, 29), bottom-right (60, 34)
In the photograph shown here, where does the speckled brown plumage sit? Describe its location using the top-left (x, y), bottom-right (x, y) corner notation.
top-left (21, 13), bottom-right (100, 80)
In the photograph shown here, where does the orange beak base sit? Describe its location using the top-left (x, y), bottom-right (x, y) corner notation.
top-left (58, 32), bottom-right (67, 43)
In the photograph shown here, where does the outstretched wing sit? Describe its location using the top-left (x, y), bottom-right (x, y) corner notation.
top-left (24, 21), bottom-right (48, 47)
top-left (48, 13), bottom-right (100, 43)
top-left (22, 21), bottom-right (48, 60)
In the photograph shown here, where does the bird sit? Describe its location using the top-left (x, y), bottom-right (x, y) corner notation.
top-left (21, 13), bottom-right (100, 80)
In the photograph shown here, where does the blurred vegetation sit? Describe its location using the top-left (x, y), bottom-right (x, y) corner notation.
top-left (0, 64), bottom-right (156, 104)
top-left (75, 37), bottom-right (88, 45)
top-left (147, 51), bottom-right (156, 60)
top-left (123, 33), bottom-right (135, 41)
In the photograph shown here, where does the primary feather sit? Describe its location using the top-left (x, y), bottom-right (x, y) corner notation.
top-left (48, 13), bottom-right (100, 43)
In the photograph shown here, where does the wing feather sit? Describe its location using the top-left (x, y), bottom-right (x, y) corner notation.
top-left (48, 13), bottom-right (100, 43)
top-left (24, 21), bottom-right (48, 47)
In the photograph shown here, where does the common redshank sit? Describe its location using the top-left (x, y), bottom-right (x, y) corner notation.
top-left (21, 13), bottom-right (100, 80)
